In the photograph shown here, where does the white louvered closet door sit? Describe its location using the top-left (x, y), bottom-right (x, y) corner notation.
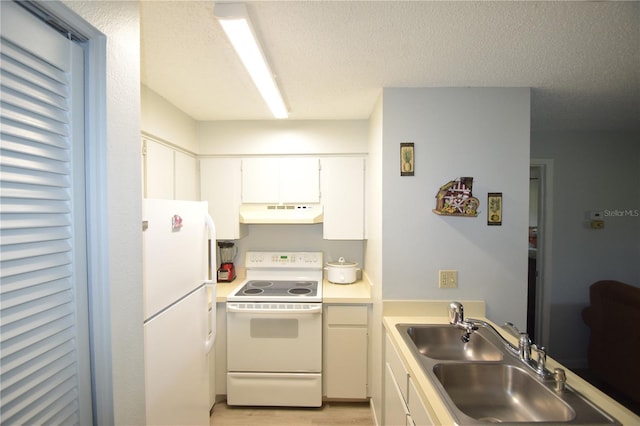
top-left (0, 2), bottom-right (92, 425)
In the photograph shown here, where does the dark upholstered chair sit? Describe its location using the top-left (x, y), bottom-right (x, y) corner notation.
top-left (582, 280), bottom-right (640, 404)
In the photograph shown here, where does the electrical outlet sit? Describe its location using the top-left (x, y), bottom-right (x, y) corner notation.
top-left (439, 270), bottom-right (458, 289)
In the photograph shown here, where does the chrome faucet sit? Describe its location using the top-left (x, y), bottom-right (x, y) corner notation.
top-left (504, 322), bottom-right (533, 361)
top-left (448, 301), bottom-right (478, 342)
top-left (503, 321), bottom-right (549, 376)
top-left (448, 302), bottom-right (552, 378)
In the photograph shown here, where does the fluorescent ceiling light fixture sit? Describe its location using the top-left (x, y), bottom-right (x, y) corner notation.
top-left (215, 2), bottom-right (288, 119)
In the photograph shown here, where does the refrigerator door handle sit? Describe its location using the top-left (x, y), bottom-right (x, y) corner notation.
top-left (205, 212), bottom-right (217, 354)
top-left (205, 212), bottom-right (216, 280)
top-left (205, 282), bottom-right (216, 353)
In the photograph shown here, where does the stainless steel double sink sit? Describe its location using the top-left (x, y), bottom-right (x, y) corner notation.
top-left (396, 324), bottom-right (620, 424)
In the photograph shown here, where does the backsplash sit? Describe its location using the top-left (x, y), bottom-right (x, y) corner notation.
top-left (227, 224), bottom-right (364, 269)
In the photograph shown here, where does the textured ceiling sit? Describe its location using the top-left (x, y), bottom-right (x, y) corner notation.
top-left (140, 1), bottom-right (639, 131)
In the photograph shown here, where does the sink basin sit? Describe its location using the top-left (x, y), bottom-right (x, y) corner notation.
top-left (400, 324), bottom-right (503, 361)
top-left (395, 323), bottom-right (620, 424)
top-left (433, 363), bottom-right (575, 423)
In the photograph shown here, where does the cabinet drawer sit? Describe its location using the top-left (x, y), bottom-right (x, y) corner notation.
top-left (326, 305), bottom-right (368, 325)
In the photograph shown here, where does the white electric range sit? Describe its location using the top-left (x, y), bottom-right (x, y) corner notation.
top-left (226, 251), bottom-right (323, 407)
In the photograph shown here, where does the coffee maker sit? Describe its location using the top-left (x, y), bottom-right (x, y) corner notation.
top-left (217, 241), bottom-right (237, 282)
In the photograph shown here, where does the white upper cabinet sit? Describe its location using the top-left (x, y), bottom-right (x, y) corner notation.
top-left (279, 158), bottom-right (321, 203)
top-left (241, 158), bottom-right (280, 203)
top-left (241, 157), bottom-right (320, 204)
top-left (321, 156), bottom-right (366, 240)
top-left (144, 139), bottom-right (174, 199)
top-left (200, 157), bottom-right (247, 240)
top-left (143, 138), bottom-right (199, 201)
top-left (174, 150), bottom-right (198, 201)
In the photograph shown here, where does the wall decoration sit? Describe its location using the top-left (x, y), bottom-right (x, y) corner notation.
top-left (400, 142), bottom-right (414, 176)
top-left (488, 192), bottom-right (503, 226)
top-left (433, 177), bottom-right (479, 217)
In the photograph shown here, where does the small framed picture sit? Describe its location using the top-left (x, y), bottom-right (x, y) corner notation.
top-left (488, 192), bottom-right (502, 226)
top-left (400, 142), bottom-right (414, 176)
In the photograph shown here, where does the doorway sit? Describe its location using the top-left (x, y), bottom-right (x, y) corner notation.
top-left (529, 160), bottom-right (553, 347)
top-left (0, 2), bottom-right (92, 423)
top-left (1, 1), bottom-right (117, 424)
top-left (527, 167), bottom-right (540, 337)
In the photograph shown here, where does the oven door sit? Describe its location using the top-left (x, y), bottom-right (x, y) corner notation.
top-left (226, 302), bottom-right (322, 372)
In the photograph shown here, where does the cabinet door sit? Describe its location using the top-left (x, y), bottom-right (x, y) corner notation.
top-left (385, 333), bottom-right (409, 403)
top-left (323, 305), bottom-right (368, 399)
top-left (215, 302), bottom-right (227, 395)
top-left (280, 157), bottom-right (320, 203)
top-left (175, 150), bottom-right (198, 201)
top-left (321, 157), bottom-right (365, 240)
top-left (144, 139), bottom-right (174, 199)
top-left (241, 158), bottom-right (280, 203)
top-left (385, 363), bottom-right (410, 426)
top-left (324, 327), bottom-right (367, 398)
top-left (200, 158), bottom-right (247, 240)
top-left (208, 340), bottom-right (216, 410)
top-left (409, 377), bottom-right (435, 426)
top-left (242, 157), bottom-right (320, 204)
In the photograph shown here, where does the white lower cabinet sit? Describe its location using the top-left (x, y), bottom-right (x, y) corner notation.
top-left (408, 377), bottom-right (433, 426)
top-left (208, 342), bottom-right (215, 410)
top-left (385, 362), bottom-right (410, 425)
top-left (385, 333), bottom-right (435, 426)
top-left (214, 302), bottom-right (227, 398)
top-left (323, 305), bottom-right (368, 399)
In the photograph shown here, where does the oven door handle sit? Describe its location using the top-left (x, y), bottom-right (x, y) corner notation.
top-left (227, 303), bottom-right (322, 315)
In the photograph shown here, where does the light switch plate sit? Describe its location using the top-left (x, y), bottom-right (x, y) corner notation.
top-left (439, 270), bottom-right (458, 289)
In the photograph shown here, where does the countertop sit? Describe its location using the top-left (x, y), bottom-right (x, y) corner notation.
top-left (213, 268), bottom-right (372, 304)
top-left (322, 278), bottom-right (372, 303)
top-left (383, 302), bottom-right (640, 425)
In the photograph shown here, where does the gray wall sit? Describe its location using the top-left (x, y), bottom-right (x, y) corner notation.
top-left (531, 129), bottom-right (640, 367)
top-left (141, 85), bottom-right (197, 152)
top-left (232, 224), bottom-right (364, 268)
top-left (380, 88), bottom-right (531, 327)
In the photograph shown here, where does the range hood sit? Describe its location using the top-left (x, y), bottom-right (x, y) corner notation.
top-left (239, 204), bottom-right (323, 224)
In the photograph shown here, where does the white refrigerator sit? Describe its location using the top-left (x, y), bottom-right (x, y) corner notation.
top-left (143, 199), bottom-right (216, 426)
